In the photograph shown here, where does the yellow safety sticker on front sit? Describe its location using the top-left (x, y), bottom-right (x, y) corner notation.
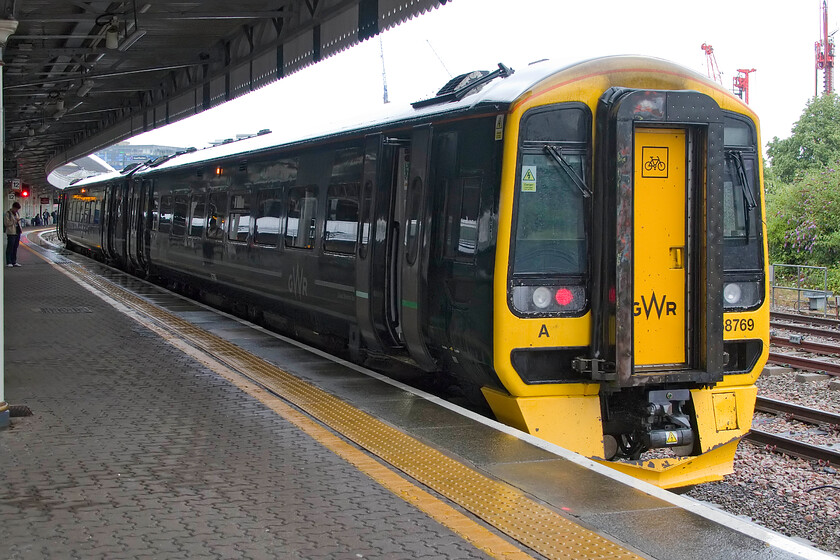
top-left (666, 431), bottom-right (678, 444)
top-left (494, 114), bottom-right (504, 141)
top-left (521, 166), bottom-right (536, 192)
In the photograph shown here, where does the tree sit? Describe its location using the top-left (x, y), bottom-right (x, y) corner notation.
top-left (766, 161), bottom-right (840, 289)
top-left (765, 93), bottom-right (840, 183)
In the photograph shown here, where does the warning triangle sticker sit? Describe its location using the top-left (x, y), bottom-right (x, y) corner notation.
top-left (523, 169), bottom-right (536, 181)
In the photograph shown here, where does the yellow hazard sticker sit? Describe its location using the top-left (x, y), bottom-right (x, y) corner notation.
top-left (665, 431), bottom-right (678, 444)
top-left (495, 115), bottom-right (504, 141)
top-left (521, 166), bottom-right (537, 192)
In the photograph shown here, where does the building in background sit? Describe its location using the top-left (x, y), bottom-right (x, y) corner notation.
top-left (95, 142), bottom-right (184, 171)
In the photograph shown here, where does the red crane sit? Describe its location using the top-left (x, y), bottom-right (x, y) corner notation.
top-left (815, 0), bottom-right (835, 95)
top-left (700, 43), bottom-right (723, 84)
top-left (733, 68), bottom-right (757, 104)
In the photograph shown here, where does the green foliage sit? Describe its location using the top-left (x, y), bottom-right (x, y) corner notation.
top-left (766, 162), bottom-right (840, 271)
top-left (766, 93), bottom-right (840, 183)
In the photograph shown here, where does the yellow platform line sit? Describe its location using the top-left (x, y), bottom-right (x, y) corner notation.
top-left (54, 257), bottom-right (642, 560)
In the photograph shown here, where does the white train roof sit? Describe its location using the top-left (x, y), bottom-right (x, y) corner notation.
top-left (68, 55), bottom-right (724, 185)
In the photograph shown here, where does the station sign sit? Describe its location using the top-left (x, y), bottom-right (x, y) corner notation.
top-left (40, 197), bottom-right (50, 204)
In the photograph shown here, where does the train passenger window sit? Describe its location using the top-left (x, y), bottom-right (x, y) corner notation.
top-left (188, 196), bottom-right (206, 237)
top-left (206, 192), bottom-right (227, 240)
top-left (358, 180), bottom-right (373, 258)
top-left (228, 193), bottom-right (250, 242)
top-left (285, 186), bottom-right (318, 249)
top-left (151, 197), bottom-right (160, 230)
top-left (445, 177), bottom-right (481, 258)
top-left (172, 194), bottom-right (188, 236)
top-left (159, 195), bottom-right (173, 233)
top-left (92, 200), bottom-right (101, 224)
top-left (255, 188), bottom-right (283, 246)
top-left (324, 183), bottom-right (359, 254)
top-left (405, 177), bottom-right (423, 265)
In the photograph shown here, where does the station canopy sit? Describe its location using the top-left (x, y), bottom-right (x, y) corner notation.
top-left (2, 0), bottom-right (449, 189)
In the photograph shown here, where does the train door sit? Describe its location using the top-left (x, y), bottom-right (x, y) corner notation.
top-left (395, 125), bottom-right (438, 371)
top-left (356, 134), bottom-right (402, 352)
top-left (633, 128), bottom-right (688, 369)
top-left (126, 179), bottom-right (144, 271)
top-left (591, 88), bottom-right (724, 386)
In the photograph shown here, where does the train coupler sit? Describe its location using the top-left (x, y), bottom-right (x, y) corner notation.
top-left (643, 389), bottom-right (694, 452)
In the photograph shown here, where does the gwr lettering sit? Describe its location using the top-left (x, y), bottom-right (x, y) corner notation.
top-left (634, 292), bottom-right (677, 319)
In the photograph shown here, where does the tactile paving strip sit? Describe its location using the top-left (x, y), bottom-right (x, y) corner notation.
top-left (61, 260), bottom-right (642, 560)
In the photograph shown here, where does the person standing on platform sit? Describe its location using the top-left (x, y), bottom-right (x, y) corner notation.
top-left (4, 202), bottom-right (23, 267)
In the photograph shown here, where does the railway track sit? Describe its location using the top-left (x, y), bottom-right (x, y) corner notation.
top-left (746, 396), bottom-right (840, 466)
top-left (768, 311), bottom-right (840, 375)
top-left (770, 310), bottom-right (840, 329)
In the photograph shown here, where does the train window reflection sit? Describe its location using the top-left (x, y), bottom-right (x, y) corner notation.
top-left (189, 196), bottom-right (206, 237)
top-left (255, 188), bottom-right (283, 246)
top-left (285, 186), bottom-right (318, 249)
top-left (172, 195), bottom-right (188, 236)
top-left (159, 195), bottom-right (173, 233)
top-left (206, 192), bottom-right (227, 240)
top-left (513, 152), bottom-right (586, 275)
top-left (227, 192), bottom-right (250, 242)
top-left (405, 177), bottom-right (423, 265)
top-left (324, 183), bottom-right (359, 254)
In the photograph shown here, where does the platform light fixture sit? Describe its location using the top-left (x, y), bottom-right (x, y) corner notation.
top-left (105, 17), bottom-right (119, 49)
top-left (118, 28), bottom-right (146, 51)
top-left (77, 80), bottom-right (93, 97)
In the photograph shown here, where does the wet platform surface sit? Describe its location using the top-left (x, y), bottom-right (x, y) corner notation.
top-left (1, 229), bottom-right (835, 560)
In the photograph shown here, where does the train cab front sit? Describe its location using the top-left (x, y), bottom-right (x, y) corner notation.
top-left (488, 65), bottom-right (768, 489)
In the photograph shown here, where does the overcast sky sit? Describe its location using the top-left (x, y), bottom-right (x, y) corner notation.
top-left (128, 0), bottom-right (837, 151)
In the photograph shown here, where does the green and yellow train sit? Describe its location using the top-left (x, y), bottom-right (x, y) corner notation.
top-left (60, 56), bottom-right (769, 488)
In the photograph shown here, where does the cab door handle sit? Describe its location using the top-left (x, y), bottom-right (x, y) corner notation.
top-left (670, 247), bottom-right (684, 269)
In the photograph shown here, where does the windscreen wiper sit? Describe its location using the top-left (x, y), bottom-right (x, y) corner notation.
top-left (544, 145), bottom-right (591, 198)
top-left (730, 151), bottom-right (757, 210)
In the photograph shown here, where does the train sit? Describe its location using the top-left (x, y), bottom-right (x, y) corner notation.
top-left (58, 55), bottom-right (769, 489)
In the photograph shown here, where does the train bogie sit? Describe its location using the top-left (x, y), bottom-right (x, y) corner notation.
top-left (60, 56), bottom-right (768, 488)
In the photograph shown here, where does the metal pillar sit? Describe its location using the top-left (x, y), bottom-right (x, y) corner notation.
top-left (0, 18), bottom-right (19, 429)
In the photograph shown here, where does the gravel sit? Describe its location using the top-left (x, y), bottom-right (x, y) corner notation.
top-left (687, 370), bottom-right (840, 556)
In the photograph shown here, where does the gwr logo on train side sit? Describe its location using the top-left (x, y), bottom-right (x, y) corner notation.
top-left (634, 292), bottom-right (677, 319)
top-left (288, 264), bottom-right (308, 299)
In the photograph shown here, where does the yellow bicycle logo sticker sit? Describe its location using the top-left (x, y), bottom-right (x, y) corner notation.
top-left (641, 146), bottom-right (669, 178)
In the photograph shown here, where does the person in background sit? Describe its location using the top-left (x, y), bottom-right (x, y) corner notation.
top-left (43, 210), bottom-right (50, 225)
top-left (4, 202), bottom-right (23, 267)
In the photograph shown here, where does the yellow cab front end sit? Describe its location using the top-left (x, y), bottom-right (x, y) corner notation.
top-left (486, 57), bottom-right (768, 489)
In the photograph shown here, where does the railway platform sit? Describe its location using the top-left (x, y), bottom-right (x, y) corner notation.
top-left (1, 229), bottom-right (836, 560)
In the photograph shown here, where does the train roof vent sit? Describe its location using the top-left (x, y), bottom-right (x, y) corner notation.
top-left (412, 63), bottom-right (514, 109)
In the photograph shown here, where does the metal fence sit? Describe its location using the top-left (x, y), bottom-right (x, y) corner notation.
top-left (769, 263), bottom-right (834, 316)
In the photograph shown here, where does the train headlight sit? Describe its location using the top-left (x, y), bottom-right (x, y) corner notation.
top-left (512, 285), bottom-right (587, 315)
top-left (723, 283), bottom-right (742, 305)
top-left (723, 281), bottom-right (762, 309)
top-left (532, 287), bottom-right (552, 309)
